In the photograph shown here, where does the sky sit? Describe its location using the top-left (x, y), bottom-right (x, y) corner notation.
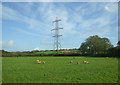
top-left (1, 1), bottom-right (118, 52)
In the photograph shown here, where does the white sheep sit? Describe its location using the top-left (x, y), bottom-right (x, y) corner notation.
top-left (85, 61), bottom-right (89, 64)
top-left (83, 61), bottom-right (87, 63)
top-left (83, 61), bottom-right (89, 64)
top-left (36, 60), bottom-right (39, 62)
top-left (38, 60), bottom-right (41, 64)
top-left (43, 61), bottom-right (45, 64)
top-left (70, 60), bottom-right (73, 63)
top-left (36, 60), bottom-right (41, 64)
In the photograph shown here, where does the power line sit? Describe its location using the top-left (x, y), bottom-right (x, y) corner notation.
top-left (51, 17), bottom-right (63, 52)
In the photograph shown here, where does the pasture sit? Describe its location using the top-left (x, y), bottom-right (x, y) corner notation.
top-left (36, 51), bottom-right (62, 55)
top-left (2, 56), bottom-right (118, 83)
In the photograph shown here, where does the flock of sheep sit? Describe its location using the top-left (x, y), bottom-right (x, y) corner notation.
top-left (36, 57), bottom-right (89, 64)
top-left (70, 60), bottom-right (89, 64)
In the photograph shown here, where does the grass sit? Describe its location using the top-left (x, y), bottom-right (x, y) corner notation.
top-left (2, 56), bottom-right (118, 83)
top-left (36, 51), bottom-right (63, 55)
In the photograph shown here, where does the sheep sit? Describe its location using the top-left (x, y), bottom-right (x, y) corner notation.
top-left (77, 61), bottom-right (79, 64)
top-left (83, 61), bottom-right (87, 63)
top-left (38, 60), bottom-right (41, 64)
top-left (85, 61), bottom-right (89, 64)
top-left (84, 61), bottom-right (89, 64)
top-left (36, 60), bottom-right (40, 62)
top-left (83, 61), bottom-right (89, 64)
top-left (43, 61), bottom-right (45, 64)
top-left (36, 60), bottom-right (41, 64)
top-left (70, 60), bottom-right (73, 63)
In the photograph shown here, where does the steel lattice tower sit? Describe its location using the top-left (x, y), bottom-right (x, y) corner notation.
top-left (51, 17), bottom-right (63, 52)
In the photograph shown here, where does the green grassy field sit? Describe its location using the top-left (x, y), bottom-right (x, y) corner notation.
top-left (2, 56), bottom-right (118, 83)
top-left (36, 51), bottom-right (62, 55)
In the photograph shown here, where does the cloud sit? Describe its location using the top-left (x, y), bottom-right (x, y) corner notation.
top-left (2, 5), bottom-right (23, 21)
top-left (104, 2), bottom-right (118, 13)
top-left (34, 47), bottom-right (39, 50)
top-left (104, 6), bottom-right (110, 12)
top-left (2, 3), bottom-right (77, 37)
top-left (2, 4), bottom-right (52, 38)
top-left (16, 28), bottom-right (41, 37)
top-left (76, 3), bottom-right (117, 34)
top-left (2, 40), bottom-right (14, 49)
top-left (3, 2), bottom-right (115, 38)
top-left (8, 40), bottom-right (14, 46)
top-left (2, 4), bottom-right (47, 31)
top-left (33, 3), bottom-right (117, 44)
top-left (38, 3), bottom-right (78, 37)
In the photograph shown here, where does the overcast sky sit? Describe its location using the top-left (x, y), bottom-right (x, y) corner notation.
top-left (1, 2), bottom-right (118, 51)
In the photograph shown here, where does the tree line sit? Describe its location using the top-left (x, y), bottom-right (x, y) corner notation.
top-left (1, 35), bottom-right (120, 57)
top-left (79, 35), bottom-right (119, 57)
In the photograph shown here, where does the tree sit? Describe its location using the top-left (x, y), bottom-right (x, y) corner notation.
top-left (79, 42), bottom-right (88, 55)
top-left (79, 35), bottom-right (113, 56)
top-left (117, 41), bottom-right (120, 46)
top-left (108, 41), bottom-right (120, 57)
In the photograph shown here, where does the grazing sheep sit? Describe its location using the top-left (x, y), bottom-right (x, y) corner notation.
top-left (77, 61), bottom-right (79, 64)
top-left (36, 60), bottom-right (39, 62)
top-left (37, 61), bottom-right (41, 64)
top-left (43, 61), bottom-right (45, 64)
top-left (83, 61), bottom-right (87, 63)
top-left (70, 60), bottom-right (73, 63)
top-left (83, 61), bottom-right (89, 64)
top-left (38, 60), bottom-right (41, 64)
top-left (36, 60), bottom-right (41, 64)
top-left (85, 61), bottom-right (89, 64)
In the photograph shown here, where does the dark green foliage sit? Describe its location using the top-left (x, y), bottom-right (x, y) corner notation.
top-left (1, 49), bottom-right (81, 57)
top-left (79, 35), bottom-right (113, 56)
top-left (108, 46), bottom-right (120, 57)
top-left (117, 41), bottom-right (120, 46)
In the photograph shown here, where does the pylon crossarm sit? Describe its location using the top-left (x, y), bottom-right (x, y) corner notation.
top-left (53, 35), bottom-right (62, 37)
top-left (53, 20), bottom-right (61, 22)
top-left (58, 28), bottom-right (63, 29)
top-left (51, 29), bottom-right (56, 31)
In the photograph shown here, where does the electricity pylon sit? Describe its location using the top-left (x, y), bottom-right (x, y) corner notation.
top-left (51, 17), bottom-right (63, 52)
